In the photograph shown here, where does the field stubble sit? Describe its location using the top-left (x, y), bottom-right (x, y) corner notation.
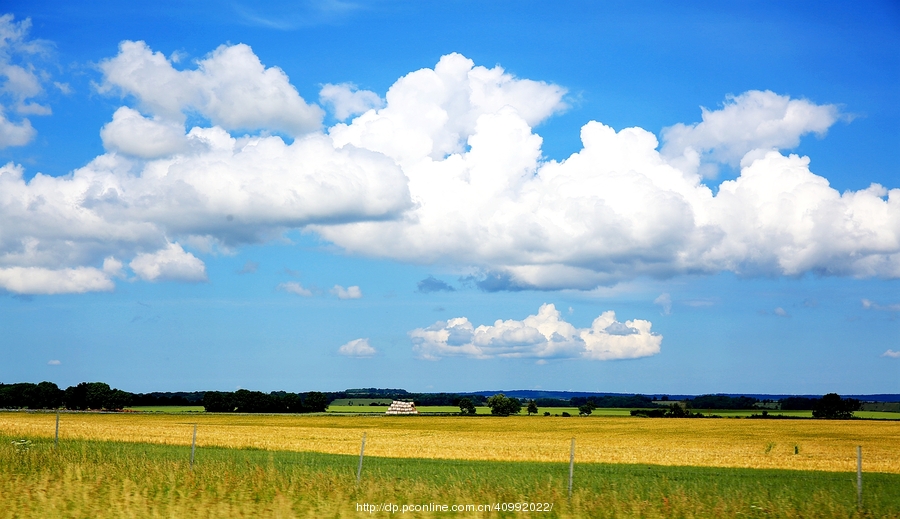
top-left (2, 412), bottom-right (898, 474)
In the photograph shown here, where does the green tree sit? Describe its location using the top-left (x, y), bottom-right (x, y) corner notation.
top-left (304, 391), bottom-right (329, 412)
top-left (812, 393), bottom-right (860, 419)
top-left (526, 400), bottom-right (538, 415)
top-left (84, 382), bottom-right (113, 410)
top-left (486, 393), bottom-right (522, 416)
top-left (578, 404), bottom-right (593, 416)
top-left (458, 397), bottom-right (477, 415)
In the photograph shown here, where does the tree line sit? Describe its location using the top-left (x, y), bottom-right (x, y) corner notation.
top-left (202, 390), bottom-right (328, 413)
top-left (0, 382), bottom-right (327, 413)
top-left (0, 382), bottom-right (866, 418)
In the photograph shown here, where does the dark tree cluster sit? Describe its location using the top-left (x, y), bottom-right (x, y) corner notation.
top-left (457, 397), bottom-right (477, 415)
top-left (202, 390), bottom-right (328, 413)
top-left (812, 393), bottom-right (860, 419)
top-left (688, 395), bottom-right (759, 410)
top-left (486, 393), bottom-right (522, 416)
top-left (0, 382), bottom-right (64, 409)
top-left (64, 382), bottom-right (132, 410)
top-left (131, 392), bottom-right (205, 406)
top-left (630, 403), bottom-right (704, 418)
top-left (329, 389), bottom-right (485, 407)
top-left (0, 381), bottom-right (135, 410)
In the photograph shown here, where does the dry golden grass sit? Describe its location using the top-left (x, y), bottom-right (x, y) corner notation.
top-left (2, 411), bottom-right (897, 473)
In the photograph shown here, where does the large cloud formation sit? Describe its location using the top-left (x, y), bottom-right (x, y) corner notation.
top-left (409, 303), bottom-right (661, 361)
top-left (2, 42), bottom-right (899, 294)
top-left (316, 55), bottom-right (899, 289)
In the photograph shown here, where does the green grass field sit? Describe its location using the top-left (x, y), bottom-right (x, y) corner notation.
top-left (3, 434), bottom-right (898, 518)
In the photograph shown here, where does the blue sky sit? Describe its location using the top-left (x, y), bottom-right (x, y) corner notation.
top-left (0, 1), bottom-right (897, 395)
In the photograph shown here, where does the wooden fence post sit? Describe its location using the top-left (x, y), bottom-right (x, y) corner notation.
top-left (568, 438), bottom-right (575, 499)
top-left (357, 432), bottom-right (367, 483)
top-left (857, 446), bottom-right (862, 510)
top-left (190, 425), bottom-right (197, 471)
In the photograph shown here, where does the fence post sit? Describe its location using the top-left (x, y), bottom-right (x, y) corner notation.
top-left (54, 410), bottom-right (59, 448)
top-left (857, 446), bottom-right (862, 510)
top-left (190, 425), bottom-right (197, 471)
top-left (568, 438), bottom-right (575, 499)
top-left (357, 432), bottom-right (367, 483)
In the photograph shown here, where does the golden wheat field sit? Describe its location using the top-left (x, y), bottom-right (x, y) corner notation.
top-left (2, 411), bottom-right (898, 473)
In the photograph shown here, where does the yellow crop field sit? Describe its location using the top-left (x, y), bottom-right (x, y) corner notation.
top-left (2, 411), bottom-right (898, 474)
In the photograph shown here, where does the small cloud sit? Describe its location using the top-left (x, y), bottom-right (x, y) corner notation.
top-left (684, 299), bottom-right (716, 307)
top-left (434, 306), bottom-right (445, 312)
top-left (278, 281), bottom-right (312, 296)
top-left (417, 276), bottom-right (455, 293)
top-left (654, 293), bottom-right (672, 315)
top-left (332, 285), bottom-right (362, 299)
top-left (862, 299), bottom-right (900, 312)
top-left (54, 82), bottom-right (72, 95)
top-left (238, 260), bottom-right (259, 274)
top-left (536, 359), bottom-right (547, 365)
top-left (47, 360), bottom-right (60, 365)
top-left (338, 338), bottom-right (376, 357)
top-left (882, 349), bottom-right (900, 358)
top-left (568, 306), bottom-right (574, 315)
top-left (802, 298), bottom-right (818, 308)
top-left (774, 307), bottom-right (790, 317)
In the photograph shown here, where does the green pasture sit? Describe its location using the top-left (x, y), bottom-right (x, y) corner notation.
top-left (2, 434), bottom-right (898, 518)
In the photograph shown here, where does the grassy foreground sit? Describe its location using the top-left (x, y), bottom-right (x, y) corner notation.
top-left (3, 435), bottom-right (899, 518)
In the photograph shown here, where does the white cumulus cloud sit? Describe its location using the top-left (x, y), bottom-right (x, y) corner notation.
top-left (100, 107), bottom-right (188, 158)
top-left (129, 242), bottom-right (207, 282)
top-left (661, 90), bottom-right (841, 171)
top-left (99, 41), bottom-right (324, 136)
top-left (0, 266), bottom-right (114, 294)
top-left (882, 349), bottom-right (900, 358)
top-left (338, 338), bottom-right (376, 357)
top-left (314, 57), bottom-right (900, 290)
top-left (332, 285), bottom-right (362, 299)
top-left (409, 303), bottom-right (661, 361)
